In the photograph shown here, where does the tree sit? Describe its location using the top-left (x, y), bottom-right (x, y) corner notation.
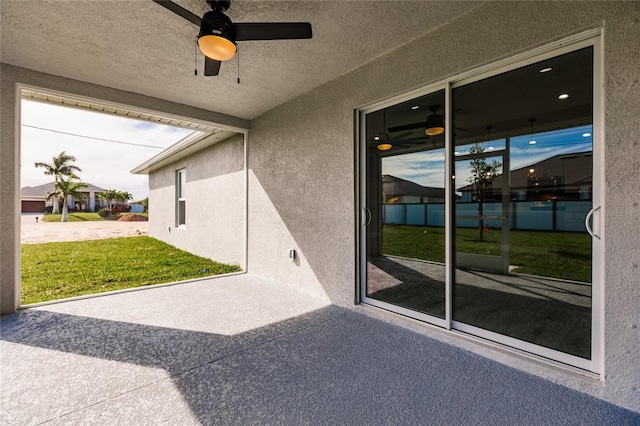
top-left (98, 189), bottom-right (119, 211)
top-left (118, 191), bottom-right (133, 204)
top-left (468, 143), bottom-right (502, 242)
top-left (46, 175), bottom-right (87, 222)
top-left (35, 151), bottom-right (82, 214)
top-left (99, 190), bottom-right (132, 211)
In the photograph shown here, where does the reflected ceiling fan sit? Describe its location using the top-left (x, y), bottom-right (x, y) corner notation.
top-left (388, 105), bottom-right (466, 135)
top-left (370, 109), bottom-right (428, 151)
top-left (153, 0), bottom-right (313, 76)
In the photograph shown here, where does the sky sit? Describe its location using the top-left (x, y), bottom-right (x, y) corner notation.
top-left (382, 124), bottom-right (593, 194)
top-left (20, 100), bottom-right (195, 201)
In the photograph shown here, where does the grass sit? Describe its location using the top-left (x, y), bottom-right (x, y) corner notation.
top-left (382, 225), bottom-right (591, 282)
top-left (42, 212), bottom-right (105, 222)
top-left (21, 236), bottom-right (241, 304)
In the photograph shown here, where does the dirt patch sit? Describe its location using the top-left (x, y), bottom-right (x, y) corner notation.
top-left (21, 218), bottom-right (149, 244)
top-left (118, 214), bottom-right (148, 222)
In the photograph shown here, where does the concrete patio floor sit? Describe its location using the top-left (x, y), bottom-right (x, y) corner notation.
top-left (2, 274), bottom-right (639, 425)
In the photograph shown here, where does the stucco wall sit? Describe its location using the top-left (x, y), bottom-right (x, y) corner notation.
top-left (0, 64), bottom-right (249, 314)
top-left (148, 134), bottom-right (245, 268)
top-left (2, 0), bottom-right (639, 414)
top-left (246, 1), bottom-right (640, 411)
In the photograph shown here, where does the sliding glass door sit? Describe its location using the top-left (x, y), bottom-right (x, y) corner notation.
top-left (360, 40), bottom-right (601, 370)
top-left (364, 90), bottom-right (447, 322)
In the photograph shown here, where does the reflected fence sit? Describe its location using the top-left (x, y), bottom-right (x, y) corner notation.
top-left (383, 200), bottom-right (591, 232)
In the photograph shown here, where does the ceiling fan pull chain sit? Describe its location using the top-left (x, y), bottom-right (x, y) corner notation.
top-left (194, 37), bottom-right (198, 76)
top-left (237, 46), bottom-right (240, 84)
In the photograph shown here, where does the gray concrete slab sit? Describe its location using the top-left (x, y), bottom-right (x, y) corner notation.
top-left (1, 274), bottom-right (638, 425)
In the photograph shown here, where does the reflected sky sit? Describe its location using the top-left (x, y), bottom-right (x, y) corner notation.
top-left (382, 125), bottom-right (593, 193)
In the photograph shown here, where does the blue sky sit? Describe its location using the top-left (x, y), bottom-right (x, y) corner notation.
top-left (20, 100), bottom-right (194, 200)
top-left (382, 124), bottom-right (593, 193)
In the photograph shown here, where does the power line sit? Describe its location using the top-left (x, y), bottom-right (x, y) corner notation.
top-left (22, 124), bottom-right (167, 149)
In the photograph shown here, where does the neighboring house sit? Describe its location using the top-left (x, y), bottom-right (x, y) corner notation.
top-left (382, 175), bottom-right (445, 204)
top-left (458, 151), bottom-right (592, 202)
top-left (20, 182), bottom-right (106, 213)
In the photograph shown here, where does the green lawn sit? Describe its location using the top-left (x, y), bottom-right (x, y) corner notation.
top-left (382, 225), bottom-right (591, 282)
top-left (21, 236), bottom-right (241, 304)
top-left (42, 212), bottom-right (105, 222)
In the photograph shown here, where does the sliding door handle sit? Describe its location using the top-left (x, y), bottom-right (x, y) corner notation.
top-left (362, 208), bottom-right (372, 227)
top-left (585, 205), bottom-right (601, 240)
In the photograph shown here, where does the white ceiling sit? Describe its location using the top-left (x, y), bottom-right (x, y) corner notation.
top-left (1, 1), bottom-right (481, 120)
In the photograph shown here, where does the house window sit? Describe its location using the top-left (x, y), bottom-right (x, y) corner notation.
top-left (177, 169), bottom-right (186, 227)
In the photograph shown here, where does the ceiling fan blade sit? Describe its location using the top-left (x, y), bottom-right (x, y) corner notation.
top-left (234, 22), bottom-right (312, 41)
top-left (153, 0), bottom-right (202, 26)
top-left (388, 122), bottom-right (426, 133)
top-left (204, 57), bottom-right (222, 76)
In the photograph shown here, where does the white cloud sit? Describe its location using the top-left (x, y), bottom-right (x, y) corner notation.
top-left (20, 100), bottom-right (193, 200)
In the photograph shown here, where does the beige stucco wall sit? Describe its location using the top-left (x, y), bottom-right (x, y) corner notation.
top-left (148, 134), bottom-right (245, 268)
top-left (246, 1), bottom-right (640, 412)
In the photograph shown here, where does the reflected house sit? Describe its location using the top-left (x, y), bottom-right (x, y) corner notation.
top-left (20, 181), bottom-right (106, 213)
top-left (458, 151), bottom-right (593, 202)
top-left (383, 175), bottom-right (445, 204)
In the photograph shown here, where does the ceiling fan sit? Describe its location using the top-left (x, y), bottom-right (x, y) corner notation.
top-left (387, 105), bottom-right (467, 136)
top-left (370, 109), bottom-right (428, 151)
top-left (153, 0), bottom-right (313, 76)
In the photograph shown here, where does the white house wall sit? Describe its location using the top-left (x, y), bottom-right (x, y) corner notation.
top-left (148, 134), bottom-right (245, 268)
top-left (246, 1), bottom-right (640, 412)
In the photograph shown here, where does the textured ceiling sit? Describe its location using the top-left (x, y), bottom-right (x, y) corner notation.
top-left (1, 1), bottom-right (481, 120)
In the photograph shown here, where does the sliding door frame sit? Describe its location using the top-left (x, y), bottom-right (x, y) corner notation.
top-left (356, 30), bottom-right (604, 375)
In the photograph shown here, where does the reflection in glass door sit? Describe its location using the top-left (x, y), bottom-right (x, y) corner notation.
top-left (361, 42), bottom-right (599, 369)
top-left (451, 46), bottom-right (594, 360)
top-left (365, 90), bottom-right (446, 320)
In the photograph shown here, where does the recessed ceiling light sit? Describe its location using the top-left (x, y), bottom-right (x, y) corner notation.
top-left (454, 151), bottom-right (460, 155)
top-left (558, 93), bottom-right (569, 100)
top-left (529, 140), bottom-right (537, 145)
top-left (487, 146), bottom-right (494, 150)
top-left (374, 136), bottom-right (380, 141)
top-left (540, 67), bottom-right (552, 73)
top-left (582, 132), bottom-right (591, 137)
top-left (411, 105), bottom-right (420, 110)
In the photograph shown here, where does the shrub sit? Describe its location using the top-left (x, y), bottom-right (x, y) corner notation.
top-left (97, 208), bottom-right (112, 219)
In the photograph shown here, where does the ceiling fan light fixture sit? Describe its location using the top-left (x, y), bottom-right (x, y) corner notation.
top-left (425, 109), bottom-right (444, 136)
top-left (198, 34), bottom-right (236, 61)
top-left (198, 10), bottom-right (236, 61)
top-left (377, 143), bottom-right (393, 151)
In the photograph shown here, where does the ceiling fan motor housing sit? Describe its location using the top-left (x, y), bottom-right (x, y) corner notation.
top-left (206, 0), bottom-right (231, 13)
top-left (200, 10), bottom-right (236, 43)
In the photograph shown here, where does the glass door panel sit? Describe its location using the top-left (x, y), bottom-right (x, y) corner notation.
top-left (451, 47), bottom-right (594, 359)
top-left (360, 44), bottom-right (597, 366)
top-left (364, 90), bottom-right (446, 319)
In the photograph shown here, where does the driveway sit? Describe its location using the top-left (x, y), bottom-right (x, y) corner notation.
top-left (21, 213), bottom-right (148, 244)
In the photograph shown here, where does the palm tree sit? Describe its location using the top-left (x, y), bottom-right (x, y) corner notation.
top-left (35, 151), bottom-right (82, 214)
top-left (98, 189), bottom-right (119, 211)
top-left (46, 176), bottom-right (87, 222)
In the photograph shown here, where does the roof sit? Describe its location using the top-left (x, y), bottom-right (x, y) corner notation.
top-left (21, 182), bottom-right (106, 198)
top-left (458, 151), bottom-right (593, 192)
top-left (382, 175), bottom-right (445, 199)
